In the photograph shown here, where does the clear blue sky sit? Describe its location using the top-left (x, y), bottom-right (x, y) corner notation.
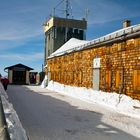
top-left (0, 0), bottom-right (140, 76)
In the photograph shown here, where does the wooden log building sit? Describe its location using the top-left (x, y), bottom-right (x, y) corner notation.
top-left (46, 21), bottom-right (140, 100)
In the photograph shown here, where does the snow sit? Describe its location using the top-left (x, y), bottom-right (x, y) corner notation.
top-left (49, 38), bottom-right (89, 58)
top-left (40, 75), bottom-right (48, 88)
top-left (47, 81), bottom-right (140, 119)
top-left (5, 85), bottom-right (140, 139)
top-left (49, 24), bottom-right (140, 58)
top-left (0, 82), bottom-right (28, 140)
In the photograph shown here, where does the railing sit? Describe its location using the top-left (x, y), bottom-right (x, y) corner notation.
top-left (0, 95), bottom-right (11, 140)
top-left (0, 82), bottom-right (29, 140)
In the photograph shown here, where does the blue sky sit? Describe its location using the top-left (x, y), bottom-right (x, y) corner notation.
top-left (0, 0), bottom-right (140, 76)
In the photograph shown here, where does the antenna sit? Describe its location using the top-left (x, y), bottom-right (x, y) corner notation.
top-left (65, 0), bottom-right (70, 18)
top-left (53, 0), bottom-right (65, 17)
top-left (53, 0), bottom-right (72, 19)
top-left (85, 8), bottom-right (90, 21)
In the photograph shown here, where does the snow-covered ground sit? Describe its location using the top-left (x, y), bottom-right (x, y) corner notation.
top-left (47, 81), bottom-right (140, 119)
top-left (5, 84), bottom-right (140, 140)
top-left (40, 75), bottom-right (48, 88)
top-left (21, 85), bottom-right (140, 139)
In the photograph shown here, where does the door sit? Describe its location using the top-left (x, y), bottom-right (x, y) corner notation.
top-left (13, 70), bottom-right (26, 84)
top-left (93, 68), bottom-right (100, 90)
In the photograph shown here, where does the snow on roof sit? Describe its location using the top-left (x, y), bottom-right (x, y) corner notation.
top-left (49, 24), bottom-right (140, 58)
top-left (90, 24), bottom-right (140, 44)
top-left (49, 38), bottom-right (89, 58)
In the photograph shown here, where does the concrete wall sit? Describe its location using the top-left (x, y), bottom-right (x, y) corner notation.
top-left (44, 17), bottom-right (87, 33)
top-left (48, 37), bottom-right (140, 100)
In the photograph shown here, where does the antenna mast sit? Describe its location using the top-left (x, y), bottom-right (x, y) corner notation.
top-left (52, 0), bottom-right (71, 42)
top-left (85, 8), bottom-right (89, 21)
top-left (65, 0), bottom-right (70, 19)
top-left (53, 0), bottom-right (71, 19)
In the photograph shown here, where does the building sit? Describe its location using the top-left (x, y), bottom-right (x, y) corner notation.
top-left (4, 63), bottom-right (33, 85)
top-left (43, 16), bottom-right (87, 65)
top-left (29, 72), bottom-right (38, 84)
top-left (46, 21), bottom-right (140, 100)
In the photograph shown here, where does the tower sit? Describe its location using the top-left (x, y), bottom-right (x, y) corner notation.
top-left (43, 0), bottom-right (87, 65)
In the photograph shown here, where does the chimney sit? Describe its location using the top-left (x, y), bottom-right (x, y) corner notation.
top-left (123, 20), bottom-right (131, 28)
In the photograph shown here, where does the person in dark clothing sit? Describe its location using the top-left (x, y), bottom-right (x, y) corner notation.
top-left (1, 76), bottom-right (9, 90)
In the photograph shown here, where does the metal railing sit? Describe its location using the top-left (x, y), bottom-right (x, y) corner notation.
top-left (0, 95), bottom-right (10, 140)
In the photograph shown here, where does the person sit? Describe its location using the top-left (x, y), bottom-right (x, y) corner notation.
top-left (1, 76), bottom-right (9, 90)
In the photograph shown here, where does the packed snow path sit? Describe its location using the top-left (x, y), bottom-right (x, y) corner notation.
top-left (7, 85), bottom-right (140, 140)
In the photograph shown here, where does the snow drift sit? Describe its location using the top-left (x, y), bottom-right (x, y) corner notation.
top-left (47, 81), bottom-right (140, 119)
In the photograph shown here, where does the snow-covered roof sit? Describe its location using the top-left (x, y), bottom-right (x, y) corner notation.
top-left (50, 38), bottom-right (89, 57)
top-left (48, 24), bottom-right (140, 58)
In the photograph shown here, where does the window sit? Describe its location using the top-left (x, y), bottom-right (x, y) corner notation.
top-left (54, 27), bottom-right (57, 39)
top-left (78, 70), bottom-right (83, 85)
top-left (116, 70), bottom-right (123, 88)
top-left (64, 71), bottom-right (67, 83)
top-left (51, 72), bottom-right (53, 80)
top-left (48, 33), bottom-right (50, 40)
top-left (69, 71), bottom-right (74, 84)
top-left (133, 70), bottom-right (140, 91)
top-left (106, 70), bottom-right (111, 90)
top-left (58, 72), bottom-right (61, 81)
top-left (48, 50), bottom-right (50, 56)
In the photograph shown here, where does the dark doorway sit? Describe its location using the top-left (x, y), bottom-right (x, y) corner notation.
top-left (13, 70), bottom-right (26, 84)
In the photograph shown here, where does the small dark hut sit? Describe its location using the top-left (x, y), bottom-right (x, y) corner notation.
top-left (4, 63), bottom-right (33, 85)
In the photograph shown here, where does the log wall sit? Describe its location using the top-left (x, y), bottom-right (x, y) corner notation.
top-left (47, 37), bottom-right (140, 100)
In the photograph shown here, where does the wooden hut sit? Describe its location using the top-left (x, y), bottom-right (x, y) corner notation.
top-left (4, 63), bottom-right (33, 85)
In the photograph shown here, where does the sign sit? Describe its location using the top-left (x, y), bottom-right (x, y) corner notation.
top-left (93, 58), bottom-right (101, 68)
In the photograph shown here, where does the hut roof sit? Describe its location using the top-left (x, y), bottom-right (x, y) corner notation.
top-left (4, 63), bottom-right (33, 71)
